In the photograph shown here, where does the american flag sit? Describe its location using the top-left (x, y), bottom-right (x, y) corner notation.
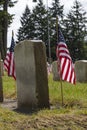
top-left (4, 32), bottom-right (16, 80)
top-left (56, 27), bottom-right (76, 84)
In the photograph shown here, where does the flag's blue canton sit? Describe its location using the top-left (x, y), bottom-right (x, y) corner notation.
top-left (58, 27), bottom-right (65, 43)
top-left (10, 36), bottom-right (15, 52)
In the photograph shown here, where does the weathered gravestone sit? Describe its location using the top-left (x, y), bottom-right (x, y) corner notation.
top-left (75, 60), bottom-right (87, 82)
top-left (52, 61), bottom-right (60, 81)
top-left (14, 40), bottom-right (49, 111)
top-left (1, 60), bottom-right (4, 76)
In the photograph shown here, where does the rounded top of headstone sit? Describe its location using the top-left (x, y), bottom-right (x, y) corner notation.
top-left (52, 60), bottom-right (57, 65)
top-left (15, 40), bottom-right (44, 50)
top-left (30, 40), bottom-right (43, 43)
top-left (16, 40), bottom-right (43, 45)
top-left (75, 60), bottom-right (87, 63)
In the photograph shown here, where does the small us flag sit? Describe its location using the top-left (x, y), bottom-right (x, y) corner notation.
top-left (56, 26), bottom-right (76, 84)
top-left (4, 31), bottom-right (16, 80)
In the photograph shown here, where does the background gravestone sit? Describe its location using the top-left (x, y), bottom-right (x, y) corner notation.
top-left (14, 40), bottom-right (49, 110)
top-left (75, 60), bottom-right (87, 82)
top-left (52, 61), bottom-right (60, 81)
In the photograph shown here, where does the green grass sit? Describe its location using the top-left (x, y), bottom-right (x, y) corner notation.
top-left (2, 72), bottom-right (87, 109)
top-left (49, 74), bottom-right (87, 108)
top-left (3, 73), bottom-right (16, 99)
top-left (0, 72), bottom-right (87, 129)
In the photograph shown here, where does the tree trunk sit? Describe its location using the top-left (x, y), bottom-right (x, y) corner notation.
top-left (2, 0), bottom-right (8, 59)
top-left (0, 29), bottom-right (5, 63)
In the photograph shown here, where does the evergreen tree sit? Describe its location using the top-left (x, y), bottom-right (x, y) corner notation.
top-left (32, 0), bottom-right (48, 41)
top-left (17, 0), bottom-right (64, 61)
top-left (50, 0), bottom-right (64, 19)
top-left (0, 0), bottom-right (17, 59)
top-left (63, 0), bottom-right (87, 61)
top-left (17, 5), bottom-right (35, 41)
top-left (32, 0), bottom-right (50, 58)
top-left (17, 0), bottom-right (50, 58)
top-left (49, 0), bottom-right (64, 60)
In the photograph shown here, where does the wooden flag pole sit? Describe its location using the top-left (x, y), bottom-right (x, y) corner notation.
top-left (11, 30), bottom-right (17, 93)
top-left (56, 16), bottom-right (64, 107)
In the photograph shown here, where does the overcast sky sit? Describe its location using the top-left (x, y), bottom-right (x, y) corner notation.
top-left (7, 0), bottom-right (87, 47)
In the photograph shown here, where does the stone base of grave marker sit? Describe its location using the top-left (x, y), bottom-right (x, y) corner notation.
top-left (14, 40), bottom-right (49, 110)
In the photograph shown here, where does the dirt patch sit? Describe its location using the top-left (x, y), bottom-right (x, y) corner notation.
top-left (1, 98), bottom-right (17, 110)
top-left (1, 99), bottom-right (87, 130)
top-left (10, 114), bottom-right (87, 130)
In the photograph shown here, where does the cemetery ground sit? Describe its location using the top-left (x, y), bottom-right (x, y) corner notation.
top-left (0, 73), bottom-right (87, 130)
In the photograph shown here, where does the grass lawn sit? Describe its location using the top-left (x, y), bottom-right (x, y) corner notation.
top-left (0, 73), bottom-right (87, 130)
